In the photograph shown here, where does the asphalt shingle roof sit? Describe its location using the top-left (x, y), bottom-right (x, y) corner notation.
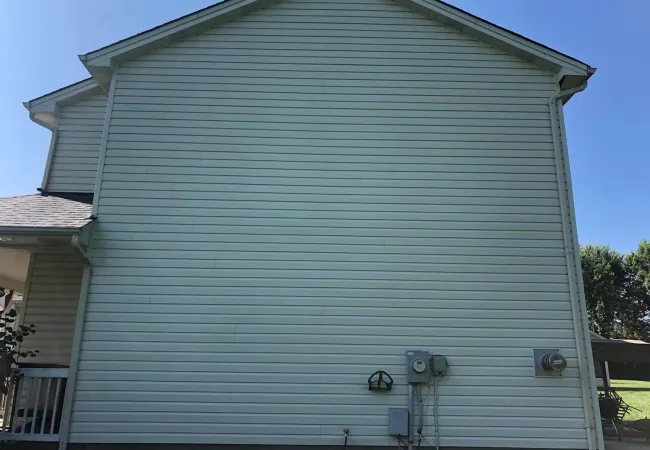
top-left (0, 194), bottom-right (93, 229)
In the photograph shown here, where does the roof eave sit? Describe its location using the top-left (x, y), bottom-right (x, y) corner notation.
top-left (0, 225), bottom-right (88, 236)
top-left (79, 0), bottom-right (595, 90)
top-left (0, 228), bottom-right (78, 250)
top-left (560, 67), bottom-right (597, 104)
top-left (394, 0), bottom-right (594, 78)
top-left (0, 220), bottom-right (95, 252)
top-left (81, 0), bottom-right (278, 89)
top-left (23, 78), bottom-right (103, 130)
top-left (22, 104), bottom-right (56, 131)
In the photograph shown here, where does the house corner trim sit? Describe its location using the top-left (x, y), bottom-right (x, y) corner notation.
top-left (91, 67), bottom-right (119, 217)
top-left (549, 82), bottom-right (604, 450)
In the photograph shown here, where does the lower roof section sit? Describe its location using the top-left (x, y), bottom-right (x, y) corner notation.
top-left (0, 193), bottom-right (94, 250)
top-left (0, 194), bottom-right (93, 231)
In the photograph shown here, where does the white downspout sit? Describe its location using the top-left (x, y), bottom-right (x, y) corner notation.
top-left (58, 227), bottom-right (93, 449)
top-left (548, 80), bottom-right (604, 450)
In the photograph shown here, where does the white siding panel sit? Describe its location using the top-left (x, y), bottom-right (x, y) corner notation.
top-left (21, 252), bottom-right (83, 365)
top-left (73, 0), bottom-right (588, 448)
top-left (47, 94), bottom-right (107, 193)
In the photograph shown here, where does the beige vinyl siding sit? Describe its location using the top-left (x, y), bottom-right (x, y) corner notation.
top-left (21, 252), bottom-right (83, 366)
top-left (73, 0), bottom-right (587, 447)
top-left (46, 93), bottom-right (107, 193)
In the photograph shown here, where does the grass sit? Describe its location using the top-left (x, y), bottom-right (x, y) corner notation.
top-left (611, 380), bottom-right (650, 422)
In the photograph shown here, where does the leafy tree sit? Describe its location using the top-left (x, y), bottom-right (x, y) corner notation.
top-left (581, 244), bottom-right (625, 338)
top-left (0, 310), bottom-right (37, 394)
top-left (581, 242), bottom-right (650, 340)
top-left (628, 240), bottom-right (650, 292)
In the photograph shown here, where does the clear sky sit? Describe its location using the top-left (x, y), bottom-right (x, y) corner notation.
top-left (0, 0), bottom-right (648, 252)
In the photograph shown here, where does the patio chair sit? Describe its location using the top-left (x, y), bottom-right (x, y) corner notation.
top-left (599, 387), bottom-right (638, 440)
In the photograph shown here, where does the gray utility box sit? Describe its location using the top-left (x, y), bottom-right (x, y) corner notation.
top-left (406, 350), bottom-right (430, 384)
top-left (388, 408), bottom-right (409, 436)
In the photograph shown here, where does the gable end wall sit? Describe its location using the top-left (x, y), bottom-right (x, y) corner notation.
top-left (70, 0), bottom-right (592, 447)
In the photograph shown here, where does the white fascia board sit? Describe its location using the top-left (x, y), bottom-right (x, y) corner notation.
top-left (0, 226), bottom-right (82, 236)
top-left (394, 0), bottom-right (594, 77)
top-left (23, 79), bottom-right (103, 130)
top-left (81, 0), bottom-right (594, 88)
top-left (71, 0), bottom-right (595, 96)
top-left (81, 0), bottom-right (276, 89)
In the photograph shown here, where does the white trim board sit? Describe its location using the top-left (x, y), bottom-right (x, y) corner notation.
top-left (30, 0), bottom-right (594, 94)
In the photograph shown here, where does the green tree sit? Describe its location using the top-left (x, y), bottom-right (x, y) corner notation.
top-left (581, 242), bottom-right (650, 340)
top-left (628, 240), bottom-right (650, 292)
top-left (581, 244), bottom-right (625, 338)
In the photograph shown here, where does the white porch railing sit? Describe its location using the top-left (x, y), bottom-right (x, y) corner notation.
top-left (1, 367), bottom-right (68, 442)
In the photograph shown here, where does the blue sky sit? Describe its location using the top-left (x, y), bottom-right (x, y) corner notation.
top-left (1, 0), bottom-right (648, 252)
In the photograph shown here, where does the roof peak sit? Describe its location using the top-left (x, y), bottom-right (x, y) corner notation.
top-left (80, 0), bottom-right (594, 90)
top-left (26, 0), bottom-right (595, 119)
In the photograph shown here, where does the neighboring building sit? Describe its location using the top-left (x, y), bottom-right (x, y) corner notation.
top-left (0, 0), bottom-right (601, 449)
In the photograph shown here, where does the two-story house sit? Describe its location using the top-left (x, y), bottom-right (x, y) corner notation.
top-left (0, 0), bottom-right (601, 449)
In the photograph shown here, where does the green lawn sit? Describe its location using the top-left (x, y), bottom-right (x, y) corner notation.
top-left (611, 380), bottom-right (650, 422)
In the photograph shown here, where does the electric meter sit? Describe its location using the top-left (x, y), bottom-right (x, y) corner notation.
top-left (533, 348), bottom-right (567, 377)
top-left (406, 350), bottom-right (430, 383)
top-left (539, 352), bottom-right (567, 372)
top-left (412, 359), bottom-right (427, 373)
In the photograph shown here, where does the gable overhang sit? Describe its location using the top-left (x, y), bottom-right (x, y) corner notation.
top-left (80, 0), bottom-right (280, 90)
top-left (23, 78), bottom-right (103, 130)
top-left (28, 0), bottom-right (596, 116)
top-left (395, 0), bottom-right (594, 79)
top-left (77, 0), bottom-right (596, 93)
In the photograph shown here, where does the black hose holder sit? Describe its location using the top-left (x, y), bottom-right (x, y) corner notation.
top-left (368, 371), bottom-right (393, 392)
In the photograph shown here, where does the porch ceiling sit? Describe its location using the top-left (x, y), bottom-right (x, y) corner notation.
top-left (0, 247), bottom-right (30, 291)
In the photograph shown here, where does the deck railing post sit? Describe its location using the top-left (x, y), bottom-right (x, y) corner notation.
top-left (30, 377), bottom-right (42, 434)
top-left (51, 378), bottom-right (62, 434)
top-left (0, 368), bottom-right (68, 442)
top-left (1, 377), bottom-right (13, 432)
top-left (11, 375), bottom-right (23, 433)
top-left (20, 377), bottom-right (34, 434)
top-left (41, 378), bottom-right (52, 434)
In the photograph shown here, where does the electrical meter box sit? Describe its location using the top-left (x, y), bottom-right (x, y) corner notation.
top-left (430, 354), bottom-right (448, 377)
top-left (406, 350), bottom-right (430, 383)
